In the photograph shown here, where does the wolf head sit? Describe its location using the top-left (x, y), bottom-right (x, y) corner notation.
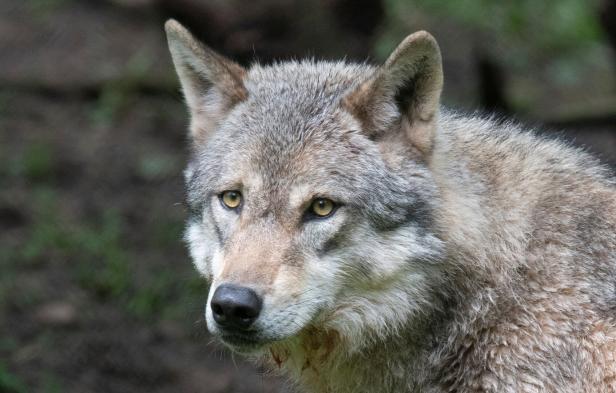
top-left (166, 20), bottom-right (446, 354)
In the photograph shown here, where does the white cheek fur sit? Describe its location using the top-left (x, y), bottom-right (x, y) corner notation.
top-left (204, 279), bottom-right (220, 335)
top-left (185, 196), bottom-right (240, 279)
top-left (185, 221), bottom-right (212, 277)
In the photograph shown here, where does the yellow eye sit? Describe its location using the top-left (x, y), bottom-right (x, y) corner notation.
top-left (311, 198), bottom-right (335, 217)
top-left (221, 190), bottom-right (242, 209)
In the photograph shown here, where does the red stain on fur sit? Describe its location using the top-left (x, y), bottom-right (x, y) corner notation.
top-left (299, 328), bottom-right (341, 374)
top-left (269, 347), bottom-right (288, 368)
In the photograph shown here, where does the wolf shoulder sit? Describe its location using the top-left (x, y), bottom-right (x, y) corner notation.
top-left (434, 109), bottom-right (616, 277)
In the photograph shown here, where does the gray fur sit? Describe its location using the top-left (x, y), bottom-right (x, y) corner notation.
top-left (166, 20), bottom-right (616, 392)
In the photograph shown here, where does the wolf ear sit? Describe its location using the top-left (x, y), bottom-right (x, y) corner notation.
top-left (344, 31), bottom-right (443, 155)
top-left (165, 19), bottom-right (247, 142)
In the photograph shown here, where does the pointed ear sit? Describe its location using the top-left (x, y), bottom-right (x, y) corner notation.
top-left (344, 31), bottom-right (443, 155)
top-left (165, 19), bottom-right (247, 142)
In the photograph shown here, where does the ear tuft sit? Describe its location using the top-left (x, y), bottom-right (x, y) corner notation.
top-left (164, 19), bottom-right (190, 43)
top-left (164, 19), bottom-right (247, 141)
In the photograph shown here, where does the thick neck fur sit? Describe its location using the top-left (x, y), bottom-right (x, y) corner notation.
top-left (257, 112), bottom-right (615, 393)
top-left (266, 313), bottom-right (442, 392)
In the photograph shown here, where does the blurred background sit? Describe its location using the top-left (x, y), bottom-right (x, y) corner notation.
top-left (1, 0), bottom-right (615, 392)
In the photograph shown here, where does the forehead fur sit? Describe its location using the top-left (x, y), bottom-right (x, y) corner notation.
top-left (244, 60), bottom-right (374, 112)
top-left (230, 61), bottom-right (376, 161)
top-left (197, 60), bottom-right (377, 183)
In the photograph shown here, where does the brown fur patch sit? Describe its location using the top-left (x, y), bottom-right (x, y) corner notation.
top-left (219, 222), bottom-right (301, 291)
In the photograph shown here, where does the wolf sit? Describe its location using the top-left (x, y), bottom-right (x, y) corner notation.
top-left (164, 19), bottom-right (616, 392)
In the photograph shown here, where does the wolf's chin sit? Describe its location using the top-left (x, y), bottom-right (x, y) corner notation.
top-left (218, 335), bottom-right (268, 354)
top-left (218, 331), bottom-right (289, 355)
top-left (222, 341), bottom-right (267, 355)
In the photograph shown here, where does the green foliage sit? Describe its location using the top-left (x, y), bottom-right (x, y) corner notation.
top-left (90, 82), bottom-right (132, 127)
top-left (128, 276), bottom-right (170, 318)
top-left (16, 186), bottom-right (201, 321)
top-left (0, 363), bottom-right (27, 393)
top-left (0, 141), bottom-right (56, 185)
top-left (21, 188), bottom-right (64, 263)
top-left (380, 0), bottom-right (603, 59)
top-left (136, 153), bottom-right (179, 182)
top-left (0, 90), bottom-right (12, 119)
top-left (17, 188), bottom-right (130, 298)
top-left (24, 144), bottom-right (53, 181)
top-left (73, 211), bottom-right (132, 299)
top-left (27, 0), bottom-right (73, 16)
top-left (0, 338), bottom-right (18, 353)
top-left (89, 49), bottom-right (162, 127)
top-left (41, 373), bottom-right (63, 393)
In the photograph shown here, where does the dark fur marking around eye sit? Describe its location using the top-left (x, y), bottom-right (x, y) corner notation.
top-left (371, 198), bottom-right (433, 233)
top-left (186, 203), bottom-right (202, 222)
top-left (317, 221), bottom-right (352, 257)
top-left (212, 217), bottom-right (224, 245)
top-left (319, 235), bottom-right (341, 257)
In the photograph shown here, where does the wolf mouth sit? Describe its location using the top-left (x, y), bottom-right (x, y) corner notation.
top-left (219, 332), bottom-right (271, 352)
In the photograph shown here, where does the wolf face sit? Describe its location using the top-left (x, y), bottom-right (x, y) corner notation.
top-left (166, 20), bottom-right (445, 354)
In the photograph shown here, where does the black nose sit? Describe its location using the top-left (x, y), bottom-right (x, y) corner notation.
top-left (211, 284), bottom-right (262, 330)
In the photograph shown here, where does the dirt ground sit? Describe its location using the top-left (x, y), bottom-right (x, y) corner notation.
top-left (1, 1), bottom-right (614, 393)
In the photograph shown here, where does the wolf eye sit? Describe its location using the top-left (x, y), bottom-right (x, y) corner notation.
top-left (220, 190), bottom-right (242, 209)
top-left (310, 198), bottom-right (336, 218)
